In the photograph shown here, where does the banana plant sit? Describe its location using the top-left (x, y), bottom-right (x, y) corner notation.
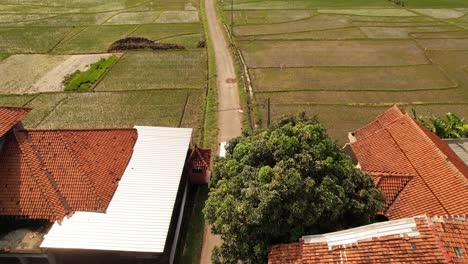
top-left (411, 109), bottom-right (467, 139)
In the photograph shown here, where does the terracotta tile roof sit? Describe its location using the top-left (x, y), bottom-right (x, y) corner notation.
top-left (0, 128), bottom-right (137, 221)
top-left (0, 106), bottom-right (31, 137)
top-left (349, 106), bottom-right (468, 219)
top-left (269, 215), bottom-right (468, 264)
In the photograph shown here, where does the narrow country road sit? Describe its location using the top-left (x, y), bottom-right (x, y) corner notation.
top-left (199, 0), bottom-right (243, 262)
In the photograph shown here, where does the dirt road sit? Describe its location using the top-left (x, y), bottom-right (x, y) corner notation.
top-left (199, 0), bottom-right (243, 262)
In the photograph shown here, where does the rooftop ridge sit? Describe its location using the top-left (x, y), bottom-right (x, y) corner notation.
top-left (57, 130), bottom-right (103, 211)
top-left (13, 130), bottom-right (68, 220)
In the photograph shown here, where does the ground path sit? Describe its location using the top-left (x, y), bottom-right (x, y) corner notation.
top-left (199, 0), bottom-right (243, 262)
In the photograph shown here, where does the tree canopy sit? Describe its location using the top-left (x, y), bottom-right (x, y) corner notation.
top-left (411, 110), bottom-right (468, 139)
top-left (203, 115), bottom-right (384, 264)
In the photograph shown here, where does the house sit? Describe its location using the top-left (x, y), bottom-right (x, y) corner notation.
top-left (0, 106), bottom-right (211, 264)
top-left (268, 106), bottom-right (468, 263)
top-left (268, 215), bottom-right (468, 263)
top-left (343, 106), bottom-right (468, 220)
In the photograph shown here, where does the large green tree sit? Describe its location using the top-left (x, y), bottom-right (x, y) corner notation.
top-left (204, 115), bottom-right (384, 264)
top-left (411, 109), bottom-right (468, 139)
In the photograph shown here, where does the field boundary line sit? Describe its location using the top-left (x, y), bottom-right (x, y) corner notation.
top-left (228, 13), bottom-right (316, 27)
top-left (21, 94), bottom-right (40, 107)
top-left (248, 63), bottom-right (433, 69)
top-left (178, 89), bottom-right (191, 128)
top-left (254, 86), bottom-right (460, 93)
top-left (33, 94), bottom-right (71, 127)
top-left (89, 53), bottom-right (123, 92)
top-left (48, 26), bottom-right (89, 53)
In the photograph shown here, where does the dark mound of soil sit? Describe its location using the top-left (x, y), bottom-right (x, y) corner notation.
top-left (108, 37), bottom-right (185, 52)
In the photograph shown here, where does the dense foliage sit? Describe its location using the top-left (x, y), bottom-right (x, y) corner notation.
top-left (64, 55), bottom-right (118, 92)
top-left (412, 109), bottom-right (468, 139)
top-left (204, 115), bottom-right (384, 264)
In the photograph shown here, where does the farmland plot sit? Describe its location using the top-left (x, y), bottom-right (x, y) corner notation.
top-left (225, 0), bottom-right (468, 143)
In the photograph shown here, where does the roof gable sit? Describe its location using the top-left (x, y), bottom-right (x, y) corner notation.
top-left (350, 106), bottom-right (468, 219)
top-left (0, 107), bottom-right (31, 137)
top-left (0, 128), bottom-right (136, 221)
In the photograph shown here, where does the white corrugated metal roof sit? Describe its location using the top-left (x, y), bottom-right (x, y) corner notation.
top-left (40, 126), bottom-right (192, 253)
top-left (302, 217), bottom-right (420, 249)
top-left (444, 139), bottom-right (468, 165)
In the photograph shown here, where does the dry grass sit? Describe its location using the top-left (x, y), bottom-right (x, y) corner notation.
top-left (240, 40), bottom-right (429, 67)
top-left (0, 54), bottom-right (68, 93)
top-left (95, 50), bottom-right (207, 91)
top-left (250, 65), bottom-right (455, 92)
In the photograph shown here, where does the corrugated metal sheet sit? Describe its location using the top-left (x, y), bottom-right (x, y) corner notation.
top-left (302, 217), bottom-right (420, 249)
top-left (40, 126), bottom-right (192, 253)
top-left (444, 139), bottom-right (468, 165)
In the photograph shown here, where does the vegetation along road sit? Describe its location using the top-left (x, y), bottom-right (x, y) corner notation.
top-left (200, 0), bottom-right (243, 262)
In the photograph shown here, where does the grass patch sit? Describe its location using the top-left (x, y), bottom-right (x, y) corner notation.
top-left (64, 55), bottom-right (118, 92)
top-left (227, 10), bottom-right (314, 25)
top-left (104, 11), bottom-right (161, 25)
top-left (95, 50), bottom-right (207, 91)
top-left (0, 53), bottom-right (8, 61)
top-left (155, 11), bottom-right (200, 23)
top-left (177, 185), bottom-right (208, 264)
top-left (238, 27), bottom-right (366, 41)
top-left (0, 94), bottom-right (36, 107)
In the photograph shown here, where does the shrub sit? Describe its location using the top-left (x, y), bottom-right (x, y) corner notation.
top-left (108, 37), bottom-right (185, 52)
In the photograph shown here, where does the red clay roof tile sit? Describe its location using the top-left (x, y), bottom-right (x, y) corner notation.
top-left (269, 215), bottom-right (468, 264)
top-left (0, 107), bottom-right (31, 137)
top-left (350, 106), bottom-right (468, 219)
top-left (0, 128), bottom-right (136, 221)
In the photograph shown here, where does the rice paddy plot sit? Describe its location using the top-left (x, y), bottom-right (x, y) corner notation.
top-left (0, 13), bottom-right (56, 24)
top-left (352, 21), bottom-right (445, 27)
top-left (416, 38), bottom-right (468, 50)
top-left (0, 94), bottom-right (36, 107)
top-left (0, 54), bottom-right (68, 94)
top-left (228, 10), bottom-right (314, 25)
top-left (317, 9), bottom-right (417, 17)
top-left (239, 40), bottom-right (429, 67)
top-left (403, 0), bottom-right (468, 8)
top-left (130, 23), bottom-right (203, 40)
top-left (412, 30), bottom-right (468, 40)
top-left (223, 0), bottom-right (393, 10)
top-left (52, 25), bottom-right (138, 54)
top-left (411, 9), bottom-right (465, 19)
top-left (343, 15), bottom-right (435, 22)
top-left (155, 11), bottom-right (199, 23)
top-left (32, 90), bottom-right (189, 129)
top-left (95, 50), bottom-right (207, 91)
top-left (104, 11), bottom-right (161, 25)
top-left (250, 65), bottom-right (455, 92)
top-left (159, 33), bottom-right (205, 48)
top-left (255, 89), bottom-right (466, 105)
top-left (0, 27), bottom-right (73, 53)
top-left (237, 27), bottom-right (366, 41)
top-left (360, 26), bottom-right (461, 39)
top-left (0, 53), bottom-right (8, 61)
top-left (233, 15), bottom-right (351, 36)
top-left (13, 12), bottom-right (118, 27)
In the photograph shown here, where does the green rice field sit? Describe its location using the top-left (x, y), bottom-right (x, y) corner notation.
top-left (222, 0), bottom-right (468, 143)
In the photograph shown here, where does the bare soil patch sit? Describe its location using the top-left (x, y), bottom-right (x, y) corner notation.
top-left (0, 54), bottom-right (68, 94)
top-left (30, 53), bottom-right (115, 93)
top-left (412, 9), bottom-right (465, 19)
top-left (416, 38), bottom-right (468, 50)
